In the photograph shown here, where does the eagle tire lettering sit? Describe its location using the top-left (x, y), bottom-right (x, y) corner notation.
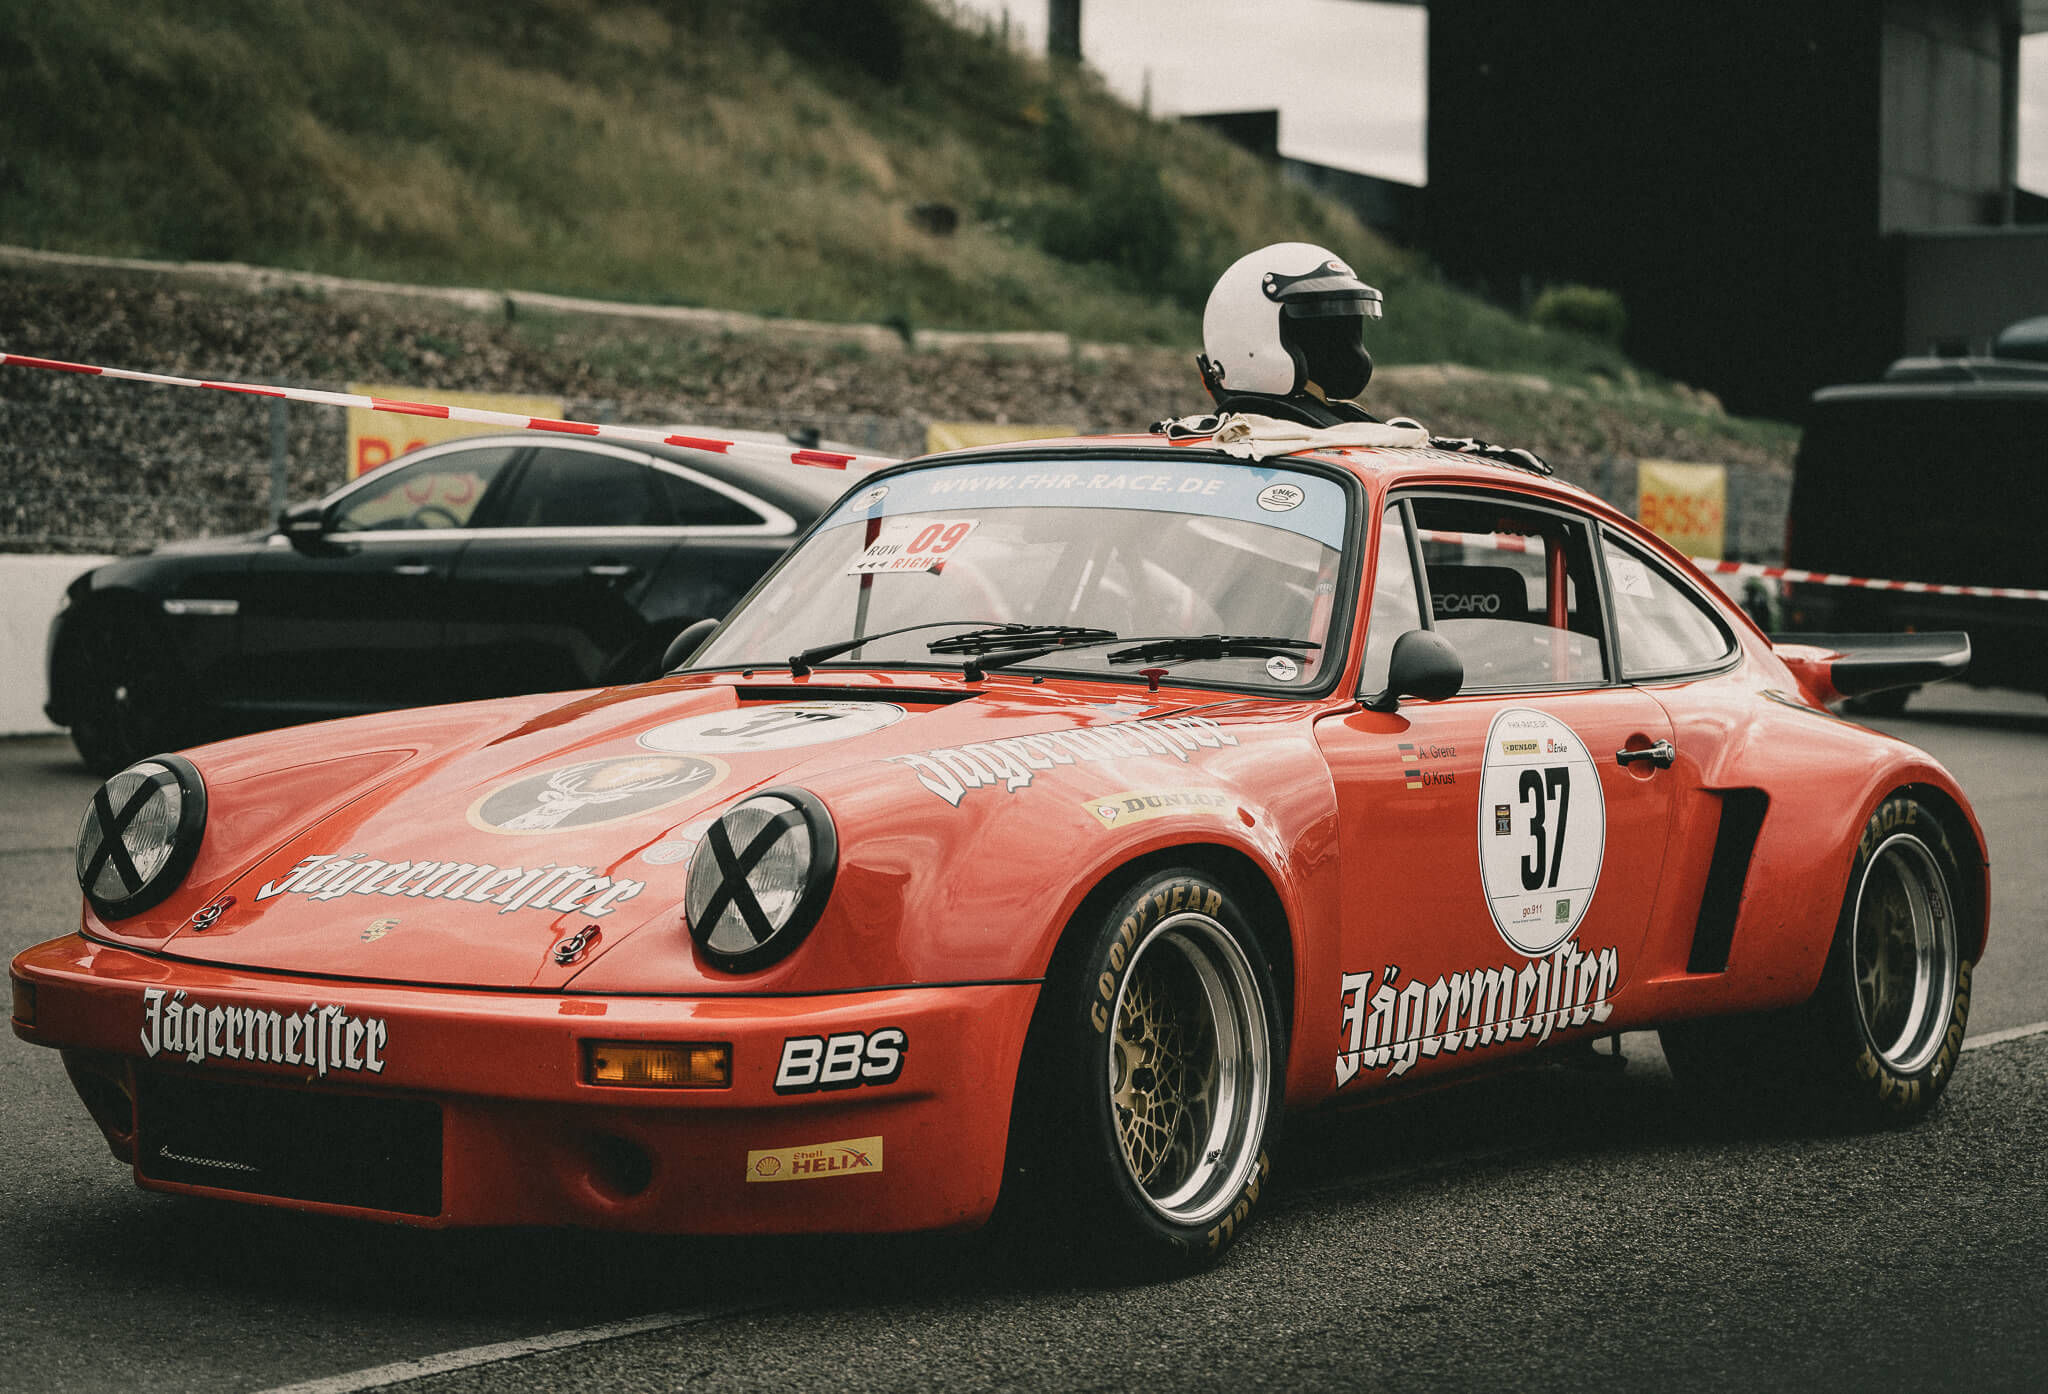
top-left (1820, 794), bottom-right (1972, 1122)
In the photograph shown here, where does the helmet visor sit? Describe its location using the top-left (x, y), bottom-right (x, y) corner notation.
top-left (1263, 262), bottom-right (1383, 319)
top-left (1280, 288), bottom-right (1383, 320)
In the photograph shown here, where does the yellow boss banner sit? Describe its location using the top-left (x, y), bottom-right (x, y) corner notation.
top-left (346, 384), bottom-right (565, 479)
top-left (1636, 460), bottom-right (1727, 559)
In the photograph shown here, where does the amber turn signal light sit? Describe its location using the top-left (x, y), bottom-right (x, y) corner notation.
top-left (583, 1040), bottom-right (730, 1088)
top-left (10, 975), bottom-right (34, 1027)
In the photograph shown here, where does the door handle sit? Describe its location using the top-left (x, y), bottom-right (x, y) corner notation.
top-left (1615, 740), bottom-right (1676, 769)
top-left (584, 563), bottom-right (637, 579)
top-left (391, 563), bottom-right (435, 577)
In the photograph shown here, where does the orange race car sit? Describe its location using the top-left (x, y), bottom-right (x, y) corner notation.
top-left (11, 423), bottom-right (1985, 1271)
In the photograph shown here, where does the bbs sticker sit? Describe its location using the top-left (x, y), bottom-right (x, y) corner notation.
top-left (641, 702), bottom-right (906, 754)
top-left (774, 1028), bottom-right (907, 1093)
top-left (1477, 709), bottom-right (1606, 955)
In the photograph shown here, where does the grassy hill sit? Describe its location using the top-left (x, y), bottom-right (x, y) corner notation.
top-left (1, 0), bottom-right (1659, 386)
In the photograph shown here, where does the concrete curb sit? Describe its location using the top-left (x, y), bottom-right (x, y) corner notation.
top-left (0, 244), bottom-right (1078, 359)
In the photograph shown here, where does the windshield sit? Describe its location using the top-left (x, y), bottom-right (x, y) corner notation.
top-left (696, 456), bottom-right (1354, 691)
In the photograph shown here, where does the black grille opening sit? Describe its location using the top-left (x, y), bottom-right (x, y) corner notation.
top-left (136, 1071), bottom-right (442, 1218)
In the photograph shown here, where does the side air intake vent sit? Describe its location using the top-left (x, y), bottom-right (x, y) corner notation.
top-left (1688, 789), bottom-right (1770, 974)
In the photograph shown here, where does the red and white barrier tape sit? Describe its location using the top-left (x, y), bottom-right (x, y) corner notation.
top-left (7, 351), bottom-right (2045, 601)
top-left (0, 351), bottom-right (895, 472)
top-left (1419, 529), bottom-right (2048, 602)
top-left (1688, 558), bottom-right (2048, 603)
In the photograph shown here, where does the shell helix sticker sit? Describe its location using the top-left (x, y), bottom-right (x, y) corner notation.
top-left (1477, 708), bottom-right (1605, 956)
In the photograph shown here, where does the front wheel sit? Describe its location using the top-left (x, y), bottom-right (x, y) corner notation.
top-left (1009, 869), bottom-right (1285, 1273)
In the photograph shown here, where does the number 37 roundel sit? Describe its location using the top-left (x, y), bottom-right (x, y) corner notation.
top-left (1477, 708), bottom-right (1606, 956)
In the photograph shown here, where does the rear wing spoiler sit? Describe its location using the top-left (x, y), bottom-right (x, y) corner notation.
top-left (1768, 632), bottom-right (1972, 708)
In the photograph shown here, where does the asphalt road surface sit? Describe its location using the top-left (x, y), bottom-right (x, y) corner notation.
top-left (3, 684), bottom-right (2044, 1393)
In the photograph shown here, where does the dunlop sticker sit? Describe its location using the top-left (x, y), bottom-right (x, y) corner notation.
top-left (1085, 789), bottom-right (1232, 828)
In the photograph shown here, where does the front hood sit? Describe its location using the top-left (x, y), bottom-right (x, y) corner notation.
top-left (156, 674), bottom-right (1215, 988)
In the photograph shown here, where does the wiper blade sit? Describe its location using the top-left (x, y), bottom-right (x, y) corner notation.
top-left (926, 624), bottom-right (1120, 657)
top-left (1105, 635), bottom-right (1321, 665)
top-left (789, 618), bottom-right (1003, 675)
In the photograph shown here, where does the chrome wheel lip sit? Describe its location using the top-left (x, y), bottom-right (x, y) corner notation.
top-left (1105, 910), bottom-right (1271, 1229)
top-left (1851, 832), bottom-right (1957, 1075)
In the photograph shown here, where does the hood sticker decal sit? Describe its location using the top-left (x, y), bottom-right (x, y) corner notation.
top-left (468, 755), bottom-right (726, 834)
top-left (255, 854), bottom-right (647, 918)
top-left (888, 715), bottom-right (1238, 806)
top-left (640, 702), bottom-right (906, 754)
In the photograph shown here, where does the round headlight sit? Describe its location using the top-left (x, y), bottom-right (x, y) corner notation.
top-left (76, 754), bottom-right (208, 920)
top-left (684, 787), bottom-right (837, 972)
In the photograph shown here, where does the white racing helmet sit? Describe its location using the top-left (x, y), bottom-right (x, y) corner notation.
top-left (1200, 242), bottom-right (1383, 399)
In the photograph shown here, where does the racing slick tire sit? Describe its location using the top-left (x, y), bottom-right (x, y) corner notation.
top-left (62, 613), bottom-right (186, 777)
top-left (1004, 868), bottom-right (1286, 1275)
top-left (1661, 793), bottom-right (1972, 1127)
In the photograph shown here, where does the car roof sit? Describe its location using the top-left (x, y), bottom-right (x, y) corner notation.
top-left (398, 429), bottom-right (862, 519)
top-left (898, 432), bottom-right (1609, 508)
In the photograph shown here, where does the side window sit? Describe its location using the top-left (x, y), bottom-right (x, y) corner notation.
top-left (1601, 532), bottom-right (1735, 678)
top-left (1360, 504), bottom-right (1421, 694)
top-left (655, 467), bottom-right (769, 526)
top-left (500, 449), bottom-right (664, 528)
top-left (329, 447), bottom-right (517, 532)
top-left (1410, 495), bottom-right (1607, 689)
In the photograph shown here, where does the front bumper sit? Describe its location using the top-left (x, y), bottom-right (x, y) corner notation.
top-left (11, 933), bottom-right (1038, 1235)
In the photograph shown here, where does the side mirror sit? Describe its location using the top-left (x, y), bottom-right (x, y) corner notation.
top-left (659, 617), bottom-right (720, 676)
top-left (1364, 629), bottom-right (1464, 712)
top-left (280, 500), bottom-right (331, 553)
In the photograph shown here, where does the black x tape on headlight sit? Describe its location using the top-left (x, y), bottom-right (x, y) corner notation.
top-left (684, 787), bottom-right (837, 973)
top-left (75, 755), bottom-right (208, 920)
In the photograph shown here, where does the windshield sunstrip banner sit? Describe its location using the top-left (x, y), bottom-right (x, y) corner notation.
top-left (824, 460), bottom-right (1348, 549)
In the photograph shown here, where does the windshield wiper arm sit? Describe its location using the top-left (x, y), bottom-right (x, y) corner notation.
top-left (1105, 635), bottom-right (1321, 665)
top-left (789, 619), bottom-right (1004, 676)
top-left (926, 624), bottom-right (1120, 657)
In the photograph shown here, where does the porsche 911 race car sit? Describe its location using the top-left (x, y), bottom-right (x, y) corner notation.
top-left (10, 419), bottom-right (1986, 1270)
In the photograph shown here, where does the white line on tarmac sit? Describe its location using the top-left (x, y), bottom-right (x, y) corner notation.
top-left (1964, 1018), bottom-right (2048, 1051)
top-left (255, 1025), bottom-right (2048, 1392)
top-left (255, 1305), bottom-right (759, 1394)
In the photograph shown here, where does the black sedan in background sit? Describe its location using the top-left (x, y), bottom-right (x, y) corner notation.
top-left (46, 431), bottom-right (860, 773)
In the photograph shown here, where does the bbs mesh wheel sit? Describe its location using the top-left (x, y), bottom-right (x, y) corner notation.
top-left (1007, 868), bottom-right (1285, 1273)
top-left (1662, 793), bottom-right (1974, 1126)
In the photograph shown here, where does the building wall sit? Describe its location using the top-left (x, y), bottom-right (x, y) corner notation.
top-left (1880, 0), bottom-right (2012, 230)
top-left (1425, 0), bottom-right (2017, 417)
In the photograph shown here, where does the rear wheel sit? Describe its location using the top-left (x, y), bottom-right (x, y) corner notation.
top-left (1007, 869), bottom-right (1285, 1273)
top-left (64, 616), bottom-right (185, 776)
top-left (1661, 793), bottom-right (1972, 1125)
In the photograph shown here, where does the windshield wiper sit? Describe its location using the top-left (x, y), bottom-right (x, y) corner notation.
top-left (789, 619), bottom-right (1004, 676)
top-left (1105, 635), bottom-right (1321, 666)
top-left (926, 624), bottom-right (1120, 656)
